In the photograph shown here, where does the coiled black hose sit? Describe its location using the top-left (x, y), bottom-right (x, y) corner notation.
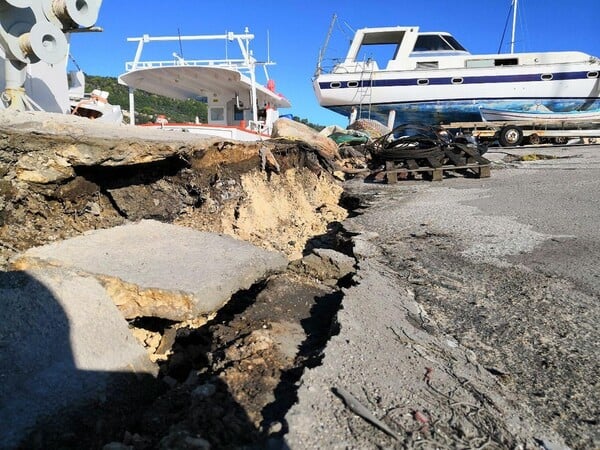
top-left (370, 124), bottom-right (450, 162)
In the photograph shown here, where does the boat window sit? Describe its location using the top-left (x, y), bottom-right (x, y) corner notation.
top-left (417, 79), bottom-right (429, 86)
top-left (466, 59), bottom-right (494, 68)
top-left (541, 73), bottom-right (553, 81)
top-left (234, 106), bottom-right (244, 121)
top-left (451, 77), bottom-right (464, 84)
top-left (494, 58), bottom-right (518, 66)
top-left (330, 81), bottom-right (341, 88)
top-left (414, 35), bottom-right (454, 52)
top-left (587, 71), bottom-right (599, 78)
top-left (347, 81), bottom-right (359, 88)
top-left (441, 35), bottom-right (468, 52)
top-left (210, 107), bottom-right (224, 122)
top-left (356, 44), bottom-right (400, 70)
top-left (416, 61), bottom-right (439, 69)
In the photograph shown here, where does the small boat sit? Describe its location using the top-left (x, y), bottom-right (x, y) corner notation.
top-left (479, 105), bottom-right (600, 122)
top-left (313, 3), bottom-right (600, 127)
top-left (68, 70), bottom-right (123, 123)
top-left (118, 29), bottom-right (290, 141)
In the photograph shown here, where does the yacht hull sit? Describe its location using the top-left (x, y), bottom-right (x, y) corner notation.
top-left (314, 64), bottom-right (600, 125)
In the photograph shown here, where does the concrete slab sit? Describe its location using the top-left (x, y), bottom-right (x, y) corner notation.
top-left (12, 220), bottom-right (289, 321)
top-left (0, 268), bottom-right (158, 449)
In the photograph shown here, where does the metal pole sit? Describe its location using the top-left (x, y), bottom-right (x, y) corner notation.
top-left (128, 87), bottom-right (135, 125)
top-left (239, 35), bottom-right (258, 123)
top-left (316, 13), bottom-right (337, 76)
top-left (387, 110), bottom-right (396, 130)
top-left (510, 0), bottom-right (518, 54)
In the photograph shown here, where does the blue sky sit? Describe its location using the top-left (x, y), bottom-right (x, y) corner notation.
top-left (69, 0), bottom-right (600, 127)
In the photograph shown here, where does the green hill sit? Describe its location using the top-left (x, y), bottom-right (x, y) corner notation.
top-left (85, 75), bottom-right (207, 124)
top-left (84, 75), bottom-right (324, 130)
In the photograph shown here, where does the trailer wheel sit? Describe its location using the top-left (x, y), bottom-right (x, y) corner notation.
top-left (553, 136), bottom-right (568, 145)
top-left (527, 133), bottom-right (542, 146)
top-left (499, 125), bottom-right (523, 147)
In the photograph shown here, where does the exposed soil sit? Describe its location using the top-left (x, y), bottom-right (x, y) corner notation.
top-left (0, 141), bottom-right (346, 268)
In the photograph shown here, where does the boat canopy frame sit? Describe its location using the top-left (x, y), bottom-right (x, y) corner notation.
top-left (122, 29), bottom-right (276, 126)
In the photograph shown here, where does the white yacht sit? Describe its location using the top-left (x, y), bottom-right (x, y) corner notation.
top-left (313, 23), bottom-right (600, 126)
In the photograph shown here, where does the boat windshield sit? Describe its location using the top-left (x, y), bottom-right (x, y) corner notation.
top-left (413, 34), bottom-right (468, 52)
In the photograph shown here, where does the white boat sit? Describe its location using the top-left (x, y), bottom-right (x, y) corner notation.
top-left (313, 5), bottom-right (600, 127)
top-left (118, 29), bottom-right (290, 141)
top-left (479, 105), bottom-right (600, 122)
top-left (67, 70), bottom-right (124, 123)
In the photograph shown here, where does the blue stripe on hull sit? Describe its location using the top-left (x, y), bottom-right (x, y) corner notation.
top-left (318, 71), bottom-right (594, 90)
top-left (327, 99), bottom-right (600, 126)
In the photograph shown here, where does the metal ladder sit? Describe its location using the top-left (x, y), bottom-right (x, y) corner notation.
top-left (356, 59), bottom-right (375, 120)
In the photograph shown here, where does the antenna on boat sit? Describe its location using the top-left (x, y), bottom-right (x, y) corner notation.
top-left (316, 13), bottom-right (337, 77)
top-left (68, 53), bottom-right (82, 72)
top-left (177, 28), bottom-right (184, 59)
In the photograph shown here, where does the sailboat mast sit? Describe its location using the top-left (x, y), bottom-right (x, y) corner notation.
top-left (510, 0), bottom-right (518, 53)
top-left (315, 13), bottom-right (337, 77)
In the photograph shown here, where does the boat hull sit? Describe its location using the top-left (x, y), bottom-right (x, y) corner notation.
top-left (479, 107), bottom-right (600, 122)
top-left (323, 99), bottom-right (600, 126)
top-left (314, 63), bottom-right (600, 125)
top-left (120, 66), bottom-right (290, 109)
top-left (138, 123), bottom-right (270, 141)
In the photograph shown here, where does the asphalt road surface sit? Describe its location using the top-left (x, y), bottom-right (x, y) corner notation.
top-left (285, 143), bottom-right (599, 449)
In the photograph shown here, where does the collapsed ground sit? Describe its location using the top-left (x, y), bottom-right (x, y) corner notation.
top-left (1, 116), bottom-right (354, 448)
top-left (1, 116), bottom-right (597, 449)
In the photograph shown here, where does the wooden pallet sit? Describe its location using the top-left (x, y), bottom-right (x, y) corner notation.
top-left (384, 144), bottom-right (491, 183)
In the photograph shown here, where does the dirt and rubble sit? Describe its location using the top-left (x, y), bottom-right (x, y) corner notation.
top-left (0, 112), bottom-right (347, 268)
top-left (1, 112), bottom-right (598, 449)
top-left (0, 112), bottom-right (353, 449)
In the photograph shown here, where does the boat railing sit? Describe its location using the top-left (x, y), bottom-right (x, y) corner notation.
top-left (248, 119), bottom-right (268, 133)
top-left (314, 58), bottom-right (346, 76)
top-left (125, 58), bottom-right (249, 72)
top-left (316, 57), bottom-right (380, 75)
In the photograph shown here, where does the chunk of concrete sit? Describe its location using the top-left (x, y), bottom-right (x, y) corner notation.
top-left (12, 220), bottom-right (289, 321)
top-left (0, 268), bottom-right (158, 449)
top-left (290, 248), bottom-right (355, 284)
top-left (272, 118), bottom-right (341, 161)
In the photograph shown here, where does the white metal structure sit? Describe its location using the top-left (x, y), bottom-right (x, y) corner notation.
top-left (119, 29), bottom-right (290, 141)
top-left (0, 0), bottom-right (109, 113)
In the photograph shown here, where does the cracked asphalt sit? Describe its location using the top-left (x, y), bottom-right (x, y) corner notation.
top-left (284, 144), bottom-right (600, 449)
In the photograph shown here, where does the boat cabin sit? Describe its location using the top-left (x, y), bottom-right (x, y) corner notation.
top-left (333, 26), bottom-right (592, 73)
top-left (338, 26), bottom-right (468, 72)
